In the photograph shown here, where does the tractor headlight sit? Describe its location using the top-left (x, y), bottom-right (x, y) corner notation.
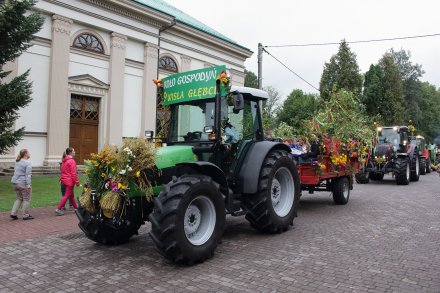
top-left (403, 140), bottom-right (407, 145)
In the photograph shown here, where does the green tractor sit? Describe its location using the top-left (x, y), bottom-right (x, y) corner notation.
top-left (76, 66), bottom-right (300, 264)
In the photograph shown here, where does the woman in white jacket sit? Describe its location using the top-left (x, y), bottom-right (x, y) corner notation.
top-left (10, 149), bottom-right (33, 220)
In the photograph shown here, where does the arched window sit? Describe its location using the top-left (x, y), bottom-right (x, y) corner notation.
top-left (159, 56), bottom-right (178, 72)
top-left (73, 33), bottom-right (104, 53)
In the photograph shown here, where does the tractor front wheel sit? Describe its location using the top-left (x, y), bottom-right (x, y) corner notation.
top-left (395, 157), bottom-right (410, 185)
top-left (243, 149), bottom-right (300, 233)
top-left (149, 175), bottom-right (225, 264)
top-left (76, 197), bottom-right (144, 245)
top-left (355, 170), bottom-right (369, 184)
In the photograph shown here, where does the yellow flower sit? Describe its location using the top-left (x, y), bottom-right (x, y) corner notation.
top-left (101, 173), bottom-right (106, 178)
top-left (84, 187), bottom-right (88, 192)
top-left (118, 183), bottom-right (127, 190)
top-left (136, 171), bottom-right (141, 177)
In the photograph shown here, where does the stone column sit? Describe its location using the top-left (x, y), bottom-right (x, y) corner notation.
top-left (141, 42), bottom-right (159, 137)
top-left (180, 55), bottom-right (192, 72)
top-left (230, 69), bottom-right (246, 86)
top-left (44, 15), bottom-right (72, 166)
top-left (106, 32), bottom-right (127, 145)
top-left (0, 60), bottom-right (19, 168)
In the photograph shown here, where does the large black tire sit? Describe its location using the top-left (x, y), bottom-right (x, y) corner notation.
top-left (332, 177), bottom-right (350, 205)
top-left (242, 149), bottom-right (300, 233)
top-left (426, 162), bottom-right (431, 173)
top-left (370, 172), bottom-right (384, 181)
top-left (149, 175), bottom-right (225, 264)
top-left (395, 157), bottom-right (410, 185)
top-left (76, 197), bottom-right (144, 245)
top-left (410, 155), bottom-right (420, 181)
top-left (355, 170), bottom-right (369, 184)
top-left (420, 158), bottom-right (427, 175)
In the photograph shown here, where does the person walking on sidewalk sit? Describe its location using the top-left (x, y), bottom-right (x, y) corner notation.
top-left (55, 147), bottom-right (79, 216)
top-left (10, 149), bottom-right (34, 220)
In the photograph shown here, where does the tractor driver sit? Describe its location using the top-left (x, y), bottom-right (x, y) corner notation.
top-left (224, 121), bottom-right (239, 144)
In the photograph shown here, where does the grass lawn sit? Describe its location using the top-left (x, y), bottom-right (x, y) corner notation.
top-left (0, 175), bottom-right (86, 212)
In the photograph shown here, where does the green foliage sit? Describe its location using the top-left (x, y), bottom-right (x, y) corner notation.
top-left (277, 89), bottom-right (320, 134)
top-left (244, 69), bottom-right (258, 88)
top-left (418, 82), bottom-right (440, 141)
top-left (273, 122), bottom-right (294, 141)
top-left (304, 89), bottom-right (375, 144)
top-left (262, 85), bottom-right (281, 130)
top-left (362, 64), bottom-right (384, 117)
top-left (319, 40), bottom-right (363, 101)
top-left (0, 0), bottom-right (44, 154)
top-left (378, 53), bottom-right (405, 125)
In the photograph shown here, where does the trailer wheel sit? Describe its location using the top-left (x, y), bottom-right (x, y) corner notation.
top-left (149, 175), bottom-right (225, 264)
top-left (410, 155), bottom-right (420, 181)
top-left (332, 177), bottom-right (350, 205)
top-left (76, 197), bottom-right (143, 245)
top-left (395, 157), bottom-right (410, 185)
top-left (355, 170), bottom-right (369, 184)
top-left (243, 149), bottom-right (300, 233)
top-left (420, 157), bottom-right (426, 175)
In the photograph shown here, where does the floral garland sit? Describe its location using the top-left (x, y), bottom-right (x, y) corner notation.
top-left (216, 70), bottom-right (234, 106)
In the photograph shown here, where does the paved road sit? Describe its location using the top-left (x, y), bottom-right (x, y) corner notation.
top-left (1, 173), bottom-right (439, 293)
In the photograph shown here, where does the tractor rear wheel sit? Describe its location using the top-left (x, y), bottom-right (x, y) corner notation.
top-left (370, 172), bottom-right (384, 181)
top-left (410, 155), bottom-right (420, 181)
top-left (355, 170), bottom-right (369, 184)
top-left (426, 161), bottom-right (431, 174)
top-left (243, 149), bottom-right (300, 233)
top-left (76, 197), bottom-right (144, 245)
top-left (395, 157), bottom-right (410, 185)
top-left (420, 158), bottom-right (426, 175)
top-left (332, 177), bottom-right (350, 205)
top-left (149, 175), bottom-right (225, 264)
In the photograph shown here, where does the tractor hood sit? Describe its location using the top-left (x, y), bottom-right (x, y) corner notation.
top-left (155, 145), bottom-right (196, 169)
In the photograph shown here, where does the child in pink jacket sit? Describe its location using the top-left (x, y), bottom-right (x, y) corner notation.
top-left (55, 147), bottom-right (79, 215)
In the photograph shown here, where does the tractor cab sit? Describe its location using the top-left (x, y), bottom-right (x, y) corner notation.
top-left (376, 126), bottom-right (409, 154)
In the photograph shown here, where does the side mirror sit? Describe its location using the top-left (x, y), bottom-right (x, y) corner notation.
top-left (232, 92), bottom-right (244, 114)
top-left (144, 130), bottom-right (154, 139)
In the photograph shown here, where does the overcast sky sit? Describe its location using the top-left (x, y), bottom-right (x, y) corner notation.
top-left (166, 0), bottom-right (439, 100)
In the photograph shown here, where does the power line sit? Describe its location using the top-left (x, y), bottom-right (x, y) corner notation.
top-left (265, 33), bottom-right (440, 48)
top-left (263, 48), bottom-right (319, 92)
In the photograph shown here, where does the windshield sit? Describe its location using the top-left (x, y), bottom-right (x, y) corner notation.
top-left (379, 128), bottom-right (400, 146)
top-left (169, 100), bottom-right (215, 142)
top-left (221, 97), bottom-right (260, 142)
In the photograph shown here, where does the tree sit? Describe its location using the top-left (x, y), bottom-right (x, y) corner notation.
top-left (419, 82), bottom-right (440, 141)
top-left (362, 64), bottom-right (384, 118)
top-left (244, 69), bottom-right (258, 88)
top-left (261, 85), bottom-right (282, 129)
top-left (378, 53), bottom-right (405, 125)
top-left (388, 49), bottom-right (425, 128)
top-left (0, 0), bottom-right (43, 154)
top-left (277, 89), bottom-right (320, 132)
top-left (319, 40), bottom-right (363, 100)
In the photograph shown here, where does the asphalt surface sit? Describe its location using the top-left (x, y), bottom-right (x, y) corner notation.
top-left (0, 172), bottom-right (439, 292)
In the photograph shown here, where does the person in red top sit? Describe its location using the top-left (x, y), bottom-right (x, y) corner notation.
top-left (55, 147), bottom-right (79, 215)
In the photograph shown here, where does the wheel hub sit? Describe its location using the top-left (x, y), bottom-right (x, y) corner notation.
top-left (271, 179), bottom-right (281, 206)
top-left (184, 204), bottom-right (201, 235)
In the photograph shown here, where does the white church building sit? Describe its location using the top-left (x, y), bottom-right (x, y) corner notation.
top-left (1, 0), bottom-right (252, 167)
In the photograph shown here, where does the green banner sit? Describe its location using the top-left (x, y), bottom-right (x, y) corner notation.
top-left (162, 65), bottom-right (227, 106)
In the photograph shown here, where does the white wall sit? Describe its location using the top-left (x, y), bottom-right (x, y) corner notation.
top-left (190, 59), bottom-right (205, 70)
top-left (126, 38), bottom-right (144, 63)
top-left (34, 13), bottom-right (52, 39)
top-left (69, 53), bottom-right (109, 83)
top-left (16, 136), bottom-right (47, 167)
top-left (16, 46), bottom-right (50, 133)
top-left (122, 67), bottom-right (143, 138)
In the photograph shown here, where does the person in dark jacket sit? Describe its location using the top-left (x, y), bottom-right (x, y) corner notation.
top-left (54, 147), bottom-right (79, 215)
top-left (10, 149), bottom-right (33, 220)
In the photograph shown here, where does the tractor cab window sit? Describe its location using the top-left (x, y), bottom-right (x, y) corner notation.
top-left (379, 129), bottom-right (400, 146)
top-left (169, 100), bottom-right (215, 142)
top-left (220, 97), bottom-right (260, 143)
